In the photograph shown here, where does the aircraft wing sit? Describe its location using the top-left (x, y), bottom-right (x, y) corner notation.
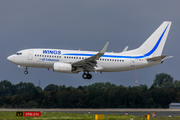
top-left (72, 42), bottom-right (109, 71)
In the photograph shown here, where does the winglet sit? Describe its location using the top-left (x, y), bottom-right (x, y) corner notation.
top-left (99, 42), bottom-right (109, 54)
top-left (122, 46), bottom-right (129, 52)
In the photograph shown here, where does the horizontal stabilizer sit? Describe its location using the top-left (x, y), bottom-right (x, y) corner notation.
top-left (163, 56), bottom-right (173, 60)
top-left (147, 55), bottom-right (167, 61)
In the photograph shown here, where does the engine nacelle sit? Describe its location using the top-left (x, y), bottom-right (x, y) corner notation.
top-left (53, 62), bottom-right (73, 73)
top-left (53, 62), bottom-right (78, 73)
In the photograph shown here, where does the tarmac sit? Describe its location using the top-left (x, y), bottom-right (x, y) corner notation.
top-left (0, 108), bottom-right (180, 117)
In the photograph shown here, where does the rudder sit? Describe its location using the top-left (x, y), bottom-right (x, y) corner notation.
top-left (137, 21), bottom-right (172, 57)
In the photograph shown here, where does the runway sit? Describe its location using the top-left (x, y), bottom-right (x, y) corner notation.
top-left (1, 108), bottom-right (180, 117)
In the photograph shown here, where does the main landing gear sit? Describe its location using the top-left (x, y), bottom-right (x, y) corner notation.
top-left (82, 71), bottom-right (92, 79)
top-left (24, 67), bottom-right (28, 74)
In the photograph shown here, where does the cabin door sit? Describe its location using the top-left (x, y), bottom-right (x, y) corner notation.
top-left (28, 50), bottom-right (33, 60)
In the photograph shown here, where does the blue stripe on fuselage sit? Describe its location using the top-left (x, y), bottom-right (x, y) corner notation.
top-left (63, 24), bottom-right (169, 59)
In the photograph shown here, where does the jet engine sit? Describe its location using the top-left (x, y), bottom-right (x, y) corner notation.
top-left (53, 62), bottom-right (78, 73)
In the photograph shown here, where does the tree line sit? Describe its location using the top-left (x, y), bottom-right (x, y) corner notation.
top-left (0, 73), bottom-right (180, 108)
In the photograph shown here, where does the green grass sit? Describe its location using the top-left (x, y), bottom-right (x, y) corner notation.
top-left (0, 112), bottom-right (180, 120)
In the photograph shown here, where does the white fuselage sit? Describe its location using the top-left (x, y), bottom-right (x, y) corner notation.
top-left (7, 48), bottom-right (161, 73)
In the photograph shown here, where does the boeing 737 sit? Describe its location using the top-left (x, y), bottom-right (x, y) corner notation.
top-left (7, 21), bottom-right (172, 79)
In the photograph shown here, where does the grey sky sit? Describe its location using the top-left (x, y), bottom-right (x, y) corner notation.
top-left (1, 0), bottom-right (180, 89)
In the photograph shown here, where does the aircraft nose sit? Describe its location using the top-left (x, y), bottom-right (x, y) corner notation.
top-left (7, 55), bottom-right (14, 62)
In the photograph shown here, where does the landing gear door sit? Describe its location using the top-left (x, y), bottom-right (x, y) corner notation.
top-left (28, 50), bottom-right (33, 60)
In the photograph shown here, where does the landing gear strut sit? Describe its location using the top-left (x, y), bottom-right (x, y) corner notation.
top-left (82, 71), bottom-right (92, 79)
top-left (24, 67), bottom-right (28, 74)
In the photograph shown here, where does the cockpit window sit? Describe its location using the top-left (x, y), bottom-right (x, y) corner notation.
top-left (16, 53), bottom-right (22, 55)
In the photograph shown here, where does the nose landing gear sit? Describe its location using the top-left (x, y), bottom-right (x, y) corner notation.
top-left (24, 67), bottom-right (28, 74)
top-left (82, 71), bottom-right (92, 79)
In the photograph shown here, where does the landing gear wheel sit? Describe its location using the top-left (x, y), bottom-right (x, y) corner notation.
top-left (24, 67), bottom-right (28, 74)
top-left (87, 74), bottom-right (92, 79)
top-left (82, 71), bottom-right (92, 79)
top-left (82, 73), bottom-right (87, 79)
top-left (24, 71), bottom-right (28, 74)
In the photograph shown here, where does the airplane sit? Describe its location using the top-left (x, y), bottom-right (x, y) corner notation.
top-left (7, 21), bottom-right (172, 79)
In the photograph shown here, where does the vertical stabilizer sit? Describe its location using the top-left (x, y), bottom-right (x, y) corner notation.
top-left (137, 21), bottom-right (171, 57)
top-left (126, 21), bottom-right (171, 58)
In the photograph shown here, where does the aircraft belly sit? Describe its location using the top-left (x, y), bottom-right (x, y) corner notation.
top-left (33, 61), bottom-right (53, 68)
top-left (133, 60), bottom-right (149, 69)
top-left (98, 59), bottom-right (151, 72)
top-left (98, 62), bottom-right (130, 72)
